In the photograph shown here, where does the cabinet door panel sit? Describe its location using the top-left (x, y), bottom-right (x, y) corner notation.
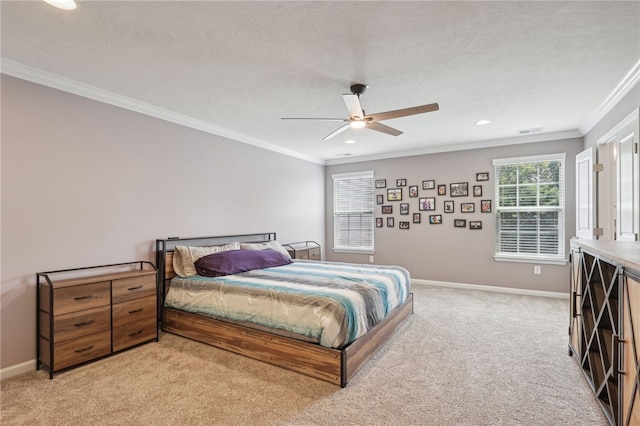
top-left (622, 275), bottom-right (640, 426)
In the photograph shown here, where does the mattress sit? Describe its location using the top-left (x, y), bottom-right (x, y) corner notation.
top-left (164, 260), bottom-right (411, 348)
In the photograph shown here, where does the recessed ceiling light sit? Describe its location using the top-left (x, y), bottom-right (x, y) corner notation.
top-left (475, 119), bottom-right (491, 126)
top-left (343, 139), bottom-right (357, 144)
top-left (43, 0), bottom-right (77, 10)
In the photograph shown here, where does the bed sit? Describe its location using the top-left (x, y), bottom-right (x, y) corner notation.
top-left (156, 233), bottom-right (414, 387)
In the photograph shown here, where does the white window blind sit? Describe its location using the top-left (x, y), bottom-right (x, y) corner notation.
top-left (493, 154), bottom-right (566, 263)
top-left (333, 171), bottom-right (374, 251)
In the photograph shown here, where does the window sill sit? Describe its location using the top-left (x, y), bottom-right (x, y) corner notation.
top-left (494, 255), bottom-right (567, 266)
top-left (333, 248), bottom-right (375, 255)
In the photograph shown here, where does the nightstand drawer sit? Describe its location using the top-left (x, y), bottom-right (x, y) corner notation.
top-left (112, 295), bottom-right (156, 328)
top-left (112, 275), bottom-right (155, 303)
top-left (54, 282), bottom-right (111, 315)
top-left (42, 305), bottom-right (111, 342)
top-left (308, 247), bottom-right (321, 260)
top-left (52, 329), bottom-right (111, 371)
top-left (112, 316), bottom-right (157, 352)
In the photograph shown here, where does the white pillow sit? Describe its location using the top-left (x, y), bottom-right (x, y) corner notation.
top-left (173, 242), bottom-right (240, 276)
top-left (239, 240), bottom-right (292, 260)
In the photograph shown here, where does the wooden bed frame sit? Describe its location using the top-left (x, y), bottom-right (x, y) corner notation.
top-left (156, 233), bottom-right (414, 387)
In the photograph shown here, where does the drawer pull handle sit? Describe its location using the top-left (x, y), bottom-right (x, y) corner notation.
top-left (74, 295), bottom-right (93, 300)
top-left (128, 308), bottom-right (143, 314)
top-left (127, 285), bottom-right (143, 291)
top-left (74, 345), bottom-right (94, 353)
top-left (74, 320), bottom-right (94, 327)
top-left (129, 329), bottom-right (144, 337)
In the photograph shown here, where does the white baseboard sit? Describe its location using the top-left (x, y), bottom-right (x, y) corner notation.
top-left (1, 359), bottom-right (36, 381)
top-left (412, 279), bottom-right (569, 299)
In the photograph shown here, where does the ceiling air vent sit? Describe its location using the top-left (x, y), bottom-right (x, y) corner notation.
top-left (518, 127), bottom-right (543, 135)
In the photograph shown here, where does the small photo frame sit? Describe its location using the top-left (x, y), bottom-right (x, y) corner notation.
top-left (454, 219), bottom-right (467, 228)
top-left (470, 221), bottom-right (482, 230)
top-left (437, 184), bottom-right (446, 196)
top-left (413, 213), bottom-right (421, 224)
top-left (376, 218), bottom-right (383, 228)
top-left (473, 185), bottom-right (482, 197)
top-left (450, 182), bottom-right (469, 197)
top-left (429, 214), bottom-right (443, 224)
top-left (481, 200), bottom-right (492, 213)
top-left (387, 217), bottom-right (394, 227)
top-left (461, 202), bottom-right (475, 213)
top-left (422, 180), bottom-right (435, 190)
top-left (375, 179), bottom-right (387, 188)
top-left (419, 197), bottom-right (436, 211)
top-left (400, 203), bottom-right (409, 215)
top-left (476, 172), bottom-right (489, 181)
top-left (399, 221), bottom-right (410, 229)
top-left (409, 185), bottom-right (419, 197)
top-left (382, 205), bottom-right (393, 214)
top-left (396, 179), bottom-right (407, 187)
top-left (376, 194), bottom-right (384, 205)
top-left (387, 188), bottom-right (402, 201)
top-left (444, 200), bottom-right (454, 213)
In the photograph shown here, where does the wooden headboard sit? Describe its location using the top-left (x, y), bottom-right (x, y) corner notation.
top-left (155, 232), bottom-right (276, 309)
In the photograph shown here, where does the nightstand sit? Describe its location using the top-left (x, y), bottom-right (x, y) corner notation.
top-left (283, 241), bottom-right (321, 260)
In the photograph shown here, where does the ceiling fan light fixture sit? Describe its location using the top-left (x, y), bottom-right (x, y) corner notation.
top-left (350, 120), bottom-right (366, 129)
top-left (43, 0), bottom-right (77, 10)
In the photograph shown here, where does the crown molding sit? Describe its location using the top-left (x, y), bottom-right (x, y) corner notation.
top-left (0, 59), bottom-right (325, 165)
top-left (324, 130), bottom-right (581, 166)
top-left (579, 59), bottom-right (640, 136)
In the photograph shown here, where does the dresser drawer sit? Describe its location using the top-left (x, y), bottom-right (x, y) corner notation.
top-left (112, 275), bottom-right (155, 304)
top-left (112, 295), bottom-right (156, 328)
top-left (54, 282), bottom-right (111, 315)
top-left (52, 329), bottom-right (111, 371)
top-left (40, 305), bottom-right (111, 342)
top-left (113, 316), bottom-right (157, 352)
top-left (308, 247), bottom-right (321, 260)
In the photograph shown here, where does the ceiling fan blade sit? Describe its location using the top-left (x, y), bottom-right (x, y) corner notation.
top-left (322, 123), bottom-right (351, 141)
top-left (367, 121), bottom-right (403, 137)
top-left (342, 94), bottom-right (364, 119)
top-left (366, 103), bottom-right (440, 122)
top-left (281, 117), bottom-right (348, 122)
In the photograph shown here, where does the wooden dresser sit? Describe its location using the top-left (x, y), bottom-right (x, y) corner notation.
top-left (569, 240), bottom-right (640, 426)
top-left (37, 262), bottom-right (157, 378)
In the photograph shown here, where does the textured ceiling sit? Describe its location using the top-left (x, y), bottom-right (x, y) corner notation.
top-left (2, 1), bottom-right (639, 164)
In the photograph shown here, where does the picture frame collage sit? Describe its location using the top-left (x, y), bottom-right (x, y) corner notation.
top-left (375, 172), bottom-right (491, 230)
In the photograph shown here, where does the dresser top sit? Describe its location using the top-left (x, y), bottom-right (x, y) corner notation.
top-left (38, 269), bottom-right (156, 288)
top-left (571, 239), bottom-right (640, 273)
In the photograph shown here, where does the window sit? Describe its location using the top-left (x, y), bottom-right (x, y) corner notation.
top-left (493, 153), bottom-right (566, 263)
top-left (333, 171), bottom-right (374, 252)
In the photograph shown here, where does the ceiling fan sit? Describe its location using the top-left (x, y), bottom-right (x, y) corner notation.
top-left (281, 83), bottom-right (439, 141)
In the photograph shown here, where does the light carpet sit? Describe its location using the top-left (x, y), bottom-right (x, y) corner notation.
top-left (1, 283), bottom-right (608, 425)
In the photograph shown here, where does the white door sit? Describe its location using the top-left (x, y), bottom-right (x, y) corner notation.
top-left (576, 147), bottom-right (595, 240)
top-left (616, 125), bottom-right (639, 241)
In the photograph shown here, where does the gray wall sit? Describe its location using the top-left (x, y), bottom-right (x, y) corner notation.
top-left (325, 138), bottom-right (583, 293)
top-left (584, 83), bottom-right (640, 149)
top-left (1, 76), bottom-right (325, 369)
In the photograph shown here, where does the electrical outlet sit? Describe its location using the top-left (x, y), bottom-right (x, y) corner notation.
top-left (534, 265), bottom-right (541, 275)
top-left (369, 256), bottom-right (374, 263)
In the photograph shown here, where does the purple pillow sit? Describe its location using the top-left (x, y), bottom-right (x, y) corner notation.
top-left (194, 248), bottom-right (292, 277)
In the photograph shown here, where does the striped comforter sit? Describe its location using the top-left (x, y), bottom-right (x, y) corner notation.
top-left (164, 260), bottom-right (411, 348)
